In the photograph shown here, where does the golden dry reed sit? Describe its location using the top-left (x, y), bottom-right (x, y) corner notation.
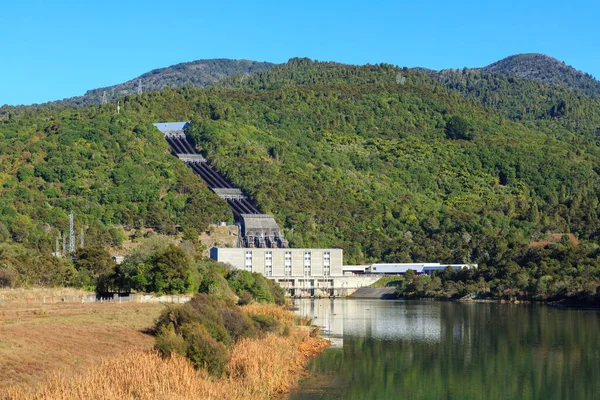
top-left (242, 303), bottom-right (299, 326)
top-left (3, 309), bottom-right (329, 400)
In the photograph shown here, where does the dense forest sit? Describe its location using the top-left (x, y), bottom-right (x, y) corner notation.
top-left (0, 97), bottom-right (232, 287)
top-left (1, 57), bottom-right (600, 303)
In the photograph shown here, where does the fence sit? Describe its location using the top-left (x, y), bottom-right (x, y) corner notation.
top-left (0, 293), bottom-right (192, 305)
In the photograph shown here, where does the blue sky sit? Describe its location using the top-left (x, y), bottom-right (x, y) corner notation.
top-left (1, 0), bottom-right (598, 106)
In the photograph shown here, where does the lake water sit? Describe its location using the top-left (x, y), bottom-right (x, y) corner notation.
top-left (290, 299), bottom-right (600, 400)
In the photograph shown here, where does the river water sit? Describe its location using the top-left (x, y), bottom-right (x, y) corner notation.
top-left (290, 299), bottom-right (600, 400)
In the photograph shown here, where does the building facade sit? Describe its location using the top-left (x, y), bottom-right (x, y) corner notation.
top-left (210, 247), bottom-right (343, 277)
top-left (364, 263), bottom-right (477, 275)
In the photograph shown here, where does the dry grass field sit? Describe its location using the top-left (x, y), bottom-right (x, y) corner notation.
top-left (0, 295), bottom-right (329, 400)
top-left (0, 300), bottom-right (164, 391)
top-left (3, 330), bottom-right (328, 400)
top-left (0, 287), bottom-right (93, 301)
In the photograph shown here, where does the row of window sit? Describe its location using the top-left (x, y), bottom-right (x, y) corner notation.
top-left (244, 251), bottom-right (331, 276)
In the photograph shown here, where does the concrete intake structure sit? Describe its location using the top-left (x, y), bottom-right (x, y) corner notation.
top-left (154, 121), bottom-right (288, 248)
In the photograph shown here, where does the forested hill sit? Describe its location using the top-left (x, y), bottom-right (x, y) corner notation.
top-left (0, 97), bottom-right (232, 287)
top-left (197, 59), bottom-right (600, 302)
top-left (2, 58), bottom-right (600, 303)
top-left (421, 54), bottom-right (600, 114)
top-left (480, 54), bottom-right (600, 97)
top-left (54, 59), bottom-right (275, 107)
top-left (418, 62), bottom-right (600, 141)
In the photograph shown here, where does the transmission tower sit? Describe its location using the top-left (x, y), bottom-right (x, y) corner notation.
top-left (102, 91), bottom-right (107, 105)
top-left (137, 79), bottom-right (143, 95)
top-left (69, 213), bottom-right (75, 253)
top-left (117, 100), bottom-right (120, 114)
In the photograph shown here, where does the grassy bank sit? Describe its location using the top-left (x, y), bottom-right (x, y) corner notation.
top-left (0, 287), bottom-right (94, 302)
top-left (367, 276), bottom-right (403, 288)
top-left (0, 301), bottom-right (163, 391)
top-left (2, 303), bottom-right (328, 399)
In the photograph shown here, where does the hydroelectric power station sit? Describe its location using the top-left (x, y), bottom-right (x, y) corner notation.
top-left (154, 122), bottom-right (476, 297)
top-left (154, 121), bottom-right (382, 296)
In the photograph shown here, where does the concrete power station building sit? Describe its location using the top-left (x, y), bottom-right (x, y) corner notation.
top-left (209, 247), bottom-right (365, 297)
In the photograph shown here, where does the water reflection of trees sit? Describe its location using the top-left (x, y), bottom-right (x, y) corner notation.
top-left (301, 304), bottom-right (600, 400)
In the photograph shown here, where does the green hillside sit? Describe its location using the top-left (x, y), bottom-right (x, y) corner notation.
top-left (202, 59), bottom-right (600, 302)
top-left (1, 58), bottom-right (600, 302)
top-left (0, 99), bottom-right (231, 286)
top-left (422, 67), bottom-right (600, 142)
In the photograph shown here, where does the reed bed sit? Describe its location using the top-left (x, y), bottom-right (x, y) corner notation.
top-left (3, 308), bottom-right (329, 400)
top-left (242, 303), bottom-right (300, 326)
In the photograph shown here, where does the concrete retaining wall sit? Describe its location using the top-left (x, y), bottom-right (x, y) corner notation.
top-left (132, 294), bottom-right (192, 303)
top-left (350, 288), bottom-right (398, 299)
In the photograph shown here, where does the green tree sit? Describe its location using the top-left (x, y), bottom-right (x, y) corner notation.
top-left (445, 115), bottom-right (472, 140)
top-left (149, 244), bottom-right (192, 294)
top-left (74, 246), bottom-right (116, 291)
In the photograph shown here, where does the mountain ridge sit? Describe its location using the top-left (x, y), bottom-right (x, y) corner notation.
top-left (54, 58), bottom-right (276, 107)
top-left (479, 53), bottom-right (600, 97)
top-left (6, 53), bottom-right (600, 108)
top-left (415, 53), bottom-right (600, 98)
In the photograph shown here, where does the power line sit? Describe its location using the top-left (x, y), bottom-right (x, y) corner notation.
top-left (69, 213), bottom-right (75, 253)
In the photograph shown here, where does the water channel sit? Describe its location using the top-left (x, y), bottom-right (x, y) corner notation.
top-left (290, 299), bottom-right (600, 400)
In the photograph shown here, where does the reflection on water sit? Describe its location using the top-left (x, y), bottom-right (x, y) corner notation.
top-left (291, 299), bottom-right (600, 400)
top-left (296, 299), bottom-right (445, 342)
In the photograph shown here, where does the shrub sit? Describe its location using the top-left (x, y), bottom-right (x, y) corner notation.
top-left (221, 308), bottom-right (257, 341)
top-left (155, 325), bottom-right (187, 357)
top-left (186, 294), bottom-right (232, 346)
top-left (227, 270), bottom-right (277, 304)
top-left (181, 323), bottom-right (230, 376)
top-left (250, 314), bottom-right (279, 333)
top-left (0, 267), bottom-right (17, 287)
top-left (199, 272), bottom-right (237, 304)
top-left (267, 279), bottom-right (286, 305)
top-left (155, 304), bottom-right (202, 333)
top-left (238, 291), bottom-right (254, 305)
top-left (154, 293), bottom-right (290, 377)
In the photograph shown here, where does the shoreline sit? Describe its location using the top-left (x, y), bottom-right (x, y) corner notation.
top-left (349, 293), bottom-right (600, 309)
